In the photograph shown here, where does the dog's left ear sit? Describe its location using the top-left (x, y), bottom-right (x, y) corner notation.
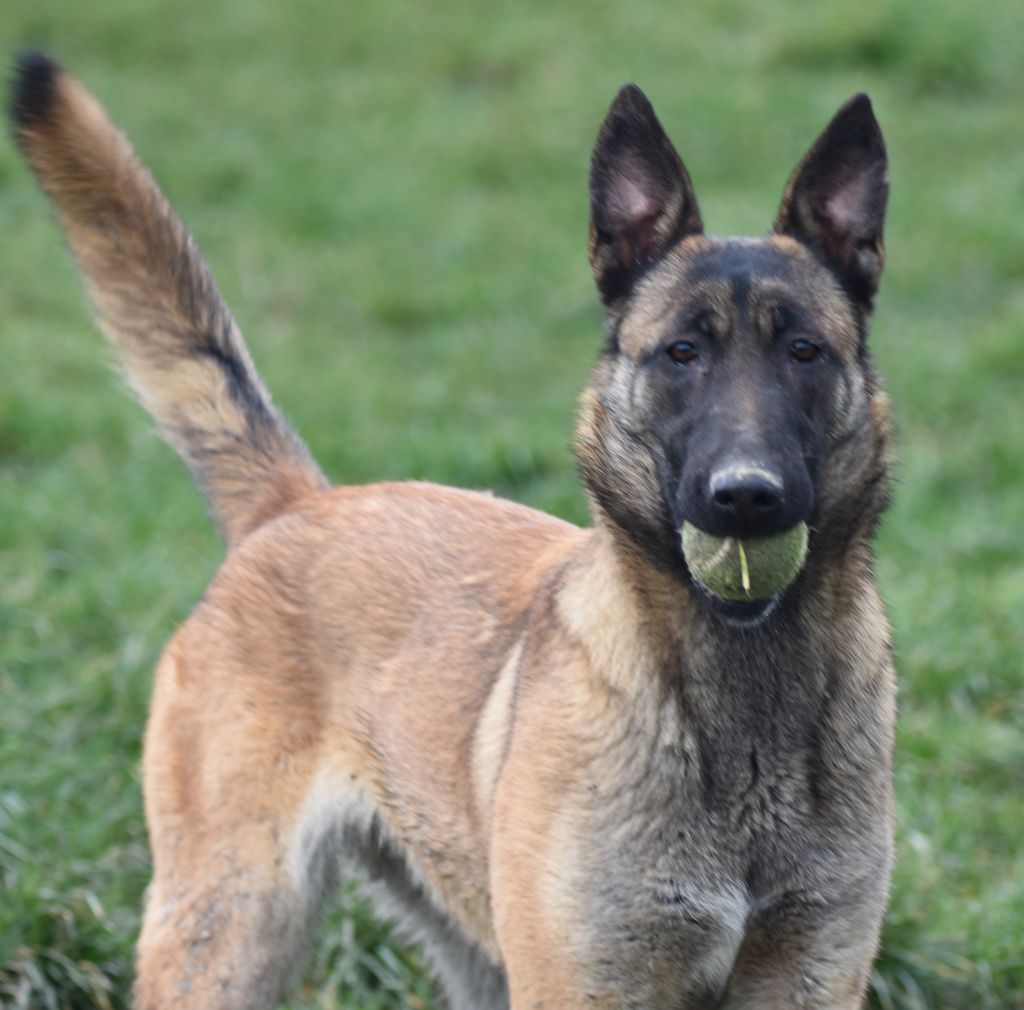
top-left (775, 94), bottom-right (889, 311)
top-left (589, 85), bottom-right (703, 312)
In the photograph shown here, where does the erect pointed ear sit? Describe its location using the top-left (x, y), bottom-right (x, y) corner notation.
top-left (589, 85), bottom-right (703, 311)
top-left (775, 94), bottom-right (889, 311)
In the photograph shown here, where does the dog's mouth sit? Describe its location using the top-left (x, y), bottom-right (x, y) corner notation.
top-left (691, 582), bottom-right (781, 629)
top-left (677, 517), bottom-right (809, 629)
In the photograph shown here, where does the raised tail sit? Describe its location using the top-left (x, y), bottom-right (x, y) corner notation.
top-left (9, 51), bottom-right (328, 546)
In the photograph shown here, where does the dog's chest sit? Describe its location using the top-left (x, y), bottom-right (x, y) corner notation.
top-left (593, 691), bottom-right (819, 864)
top-left (573, 712), bottom-right (819, 1005)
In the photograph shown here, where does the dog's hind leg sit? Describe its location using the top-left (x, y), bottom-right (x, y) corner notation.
top-left (132, 631), bottom-right (357, 1009)
top-left (353, 834), bottom-right (509, 1010)
top-left (134, 832), bottom-right (317, 1009)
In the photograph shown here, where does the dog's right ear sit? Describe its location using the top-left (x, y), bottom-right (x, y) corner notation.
top-left (589, 85), bottom-right (703, 312)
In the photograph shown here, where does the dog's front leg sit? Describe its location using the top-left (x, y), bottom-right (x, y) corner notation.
top-left (486, 673), bottom-right (626, 1010)
top-left (719, 885), bottom-right (888, 1010)
top-left (489, 840), bottom-right (600, 1010)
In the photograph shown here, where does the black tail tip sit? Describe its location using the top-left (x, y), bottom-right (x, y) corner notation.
top-left (9, 49), bottom-right (62, 131)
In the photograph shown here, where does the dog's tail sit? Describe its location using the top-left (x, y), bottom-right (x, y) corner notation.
top-left (9, 51), bottom-right (328, 546)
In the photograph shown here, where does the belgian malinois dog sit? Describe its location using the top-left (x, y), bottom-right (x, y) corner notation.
top-left (12, 50), bottom-right (895, 1010)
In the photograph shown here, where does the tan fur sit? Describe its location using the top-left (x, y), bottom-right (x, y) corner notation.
top-left (15, 68), bottom-right (325, 545)
top-left (16, 60), bottom-right (896, 1010)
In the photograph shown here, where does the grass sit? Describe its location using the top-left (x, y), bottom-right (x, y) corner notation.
top-left (1, 0), bottom-right (1022, 1006)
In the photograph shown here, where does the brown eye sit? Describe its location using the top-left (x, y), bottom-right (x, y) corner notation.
top-left (668, 341), bottom-right (698, 366)
top-left (790, 339), bottom-right (819, 363)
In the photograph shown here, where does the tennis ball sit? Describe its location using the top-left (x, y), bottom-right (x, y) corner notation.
top-left (681, 522), bottom-right (809, 601)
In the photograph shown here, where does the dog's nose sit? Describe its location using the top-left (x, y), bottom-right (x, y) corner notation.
top-left (707, 466), bottom-right (786, 535)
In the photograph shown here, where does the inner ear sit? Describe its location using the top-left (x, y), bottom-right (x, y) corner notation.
top-left (774, 94), bottom-right (889, 310)
top-left (589, 85), bottom-right (703, 312)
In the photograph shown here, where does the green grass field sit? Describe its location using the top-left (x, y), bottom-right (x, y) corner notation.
top-left (1, 0), bottom-right (1022, 1007)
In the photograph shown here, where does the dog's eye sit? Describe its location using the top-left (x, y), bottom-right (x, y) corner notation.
top-left (667, 341), bottom-right (698, 366)
top-left (789, 339), bottom-right (819, 363)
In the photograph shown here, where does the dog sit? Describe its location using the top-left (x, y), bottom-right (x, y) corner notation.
top-left (11, 50), bottom-right (896, 1010)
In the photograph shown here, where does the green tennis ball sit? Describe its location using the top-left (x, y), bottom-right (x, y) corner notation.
top-left (681, 522), bottom-right (809, 601)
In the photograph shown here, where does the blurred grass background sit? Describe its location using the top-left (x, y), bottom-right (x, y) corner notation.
top-left (1, 0), bottom-right (1022, 1007)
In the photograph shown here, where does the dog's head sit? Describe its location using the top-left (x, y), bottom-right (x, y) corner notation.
top-left (576, 87), bottom-right (892, 622)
